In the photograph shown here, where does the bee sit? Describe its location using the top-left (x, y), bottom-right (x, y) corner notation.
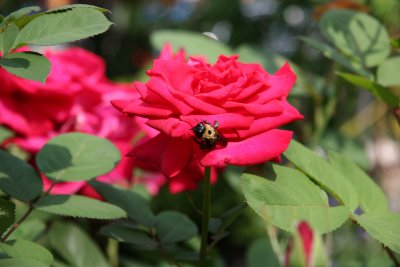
top-left (191, 120), bottom-right (226, 150)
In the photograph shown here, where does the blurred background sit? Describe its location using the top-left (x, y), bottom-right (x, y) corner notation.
top-left (1, 0), bottom-right (400, 266)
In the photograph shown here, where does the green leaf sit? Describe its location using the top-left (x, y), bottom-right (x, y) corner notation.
top-left (241, 167), bottom-right (348, 234)
top-left (0, 24), bottom-right (19, 54)
top-left (0, 259), bottom-right (48, 267)
top-left (100, 224), bottom-right (157, 249)
top-left (300, 37), bottom-right (370, 77)
top-left (337, 72), bottom-right (399, 108)
top-left (320, 9), bottom-right (390, 67)
top-left (0, 51), bottom-right (50, 83)
top-left (0, 126), bottom-right (14, 144)
top-left (0, 199), bottom-right (15, 236)
top-left (89, 180), bottom-right (155, 226)
top-left (155, 211), bottom-right (198, 244)
top-left (15, 8), bottom-right (112, 46)
top-left (0, 239), bottom-right (53, 265)
top-left (8, 219), bottom-right (45, 241)
top-left (0, 6), bottom-right (41, 29)
top-left (284, 140), bottom-right (358, 211)
top-left (49, 222), bottom-right (108, 267)
top-left (46, 4), bottom-right (109, 14)
top-left (151, 30), bottom-right (233, 62)
top-left (209, 203), bottom-right (247, 235)
top-left (36, 133), bottom-right (120, 182)
top-left (246, 238), bottom-right (280, 267)
top-left (377, 56), bottom-right (400, 87)
top-left (34, 194), bottom-right (126, 219)
top-left (328, 151), bottom-right (388, 213)
top-left (355, 212), bottom-right (400, 254)
top-left (0, 149), bottom-right (42, 202)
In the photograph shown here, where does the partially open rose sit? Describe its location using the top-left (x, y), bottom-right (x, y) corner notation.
top-left (112, 46), bottom-right (302, 191)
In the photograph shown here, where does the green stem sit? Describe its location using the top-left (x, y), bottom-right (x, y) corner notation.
top-left (198, 166), bottom-right (211, 267)
top-left (1, 181), bottom-right (56, 242)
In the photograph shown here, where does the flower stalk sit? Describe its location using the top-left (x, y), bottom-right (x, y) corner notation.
top-left (198, 166), bottom-right (211, 267)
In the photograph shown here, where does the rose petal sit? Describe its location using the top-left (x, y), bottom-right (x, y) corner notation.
top-left (236, 101), bottom-right (303, 138)
top-left (161, 139), bottom-right (193, 178)
top-left (110, 99), bottom-right (131, 112)
top-left (127, 133), bottom-right (169, 170)
top-left (147, 78), bottom-right (194, 114)
top-left (123, 99), bottom-right (173, 118)
top-left (150, 59), bottom-right (195, 95)
top-left (251, 63), bottom-right (296, 104)
top-left (168, 160), bottom-right (218, 193)
top-left (179, 93), bottom-right (227, 114)
top-left (146, 118), bottom-right (192, 138)
top-left (223, 99), bottom-right (283, 116)
top-left (180, 113), bottom-right (254, 130)
top-left (200, 129), bottom-right (293, 167)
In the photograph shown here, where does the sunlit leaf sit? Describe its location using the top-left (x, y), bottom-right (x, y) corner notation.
top-left (0, 51), bottom-right (50, 83)
top-left (320, 9), bottom-right (390, 67)
top-left (328, 151), bottom-right (388, 213)
top-left (0, 24), bottom-right (19, 54)
top-left (15, 8), bottom-right (112, 46)
top-left (46, 4), bottom-right (109, 13)
top-left (300, 37), bottom-right (370, 77)
top-left (355, 212), bottom-right (400, 254)
top-left (242, 166), bottom-right (348, 234)
top-left (284, 140), bottom-right (358, 211)
top-left (377, 56), bottom-right (400, 87)
top-left (36, 133), bottom-right (120, 182)
top-left (0, 6), bottom-right (41, 29)
top-left (34, 194), bottom-right (126, 219)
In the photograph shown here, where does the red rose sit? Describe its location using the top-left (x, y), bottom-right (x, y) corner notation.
top-left (112, 45), bottom-right (303, 192)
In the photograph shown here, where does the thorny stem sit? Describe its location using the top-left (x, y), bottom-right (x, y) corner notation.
top-left (198, 166), bottom-right (211, 267)
top-left (1, 181), bottom-right (57, 242)
top-left (1, 204), bottom-right (34, 242)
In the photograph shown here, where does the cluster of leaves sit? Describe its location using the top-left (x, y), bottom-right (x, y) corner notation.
top-left (302, 9), bottom-right (399, 112)
top-left (0, 5), bottom-right (112, 82)
top-left (0, 132), bottom-right (204, 266)
top-left (242, 140), bottom-right (400, 257)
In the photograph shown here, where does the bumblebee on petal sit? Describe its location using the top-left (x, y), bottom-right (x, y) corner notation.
top-left (192, 120), bottom-right (226, 150)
